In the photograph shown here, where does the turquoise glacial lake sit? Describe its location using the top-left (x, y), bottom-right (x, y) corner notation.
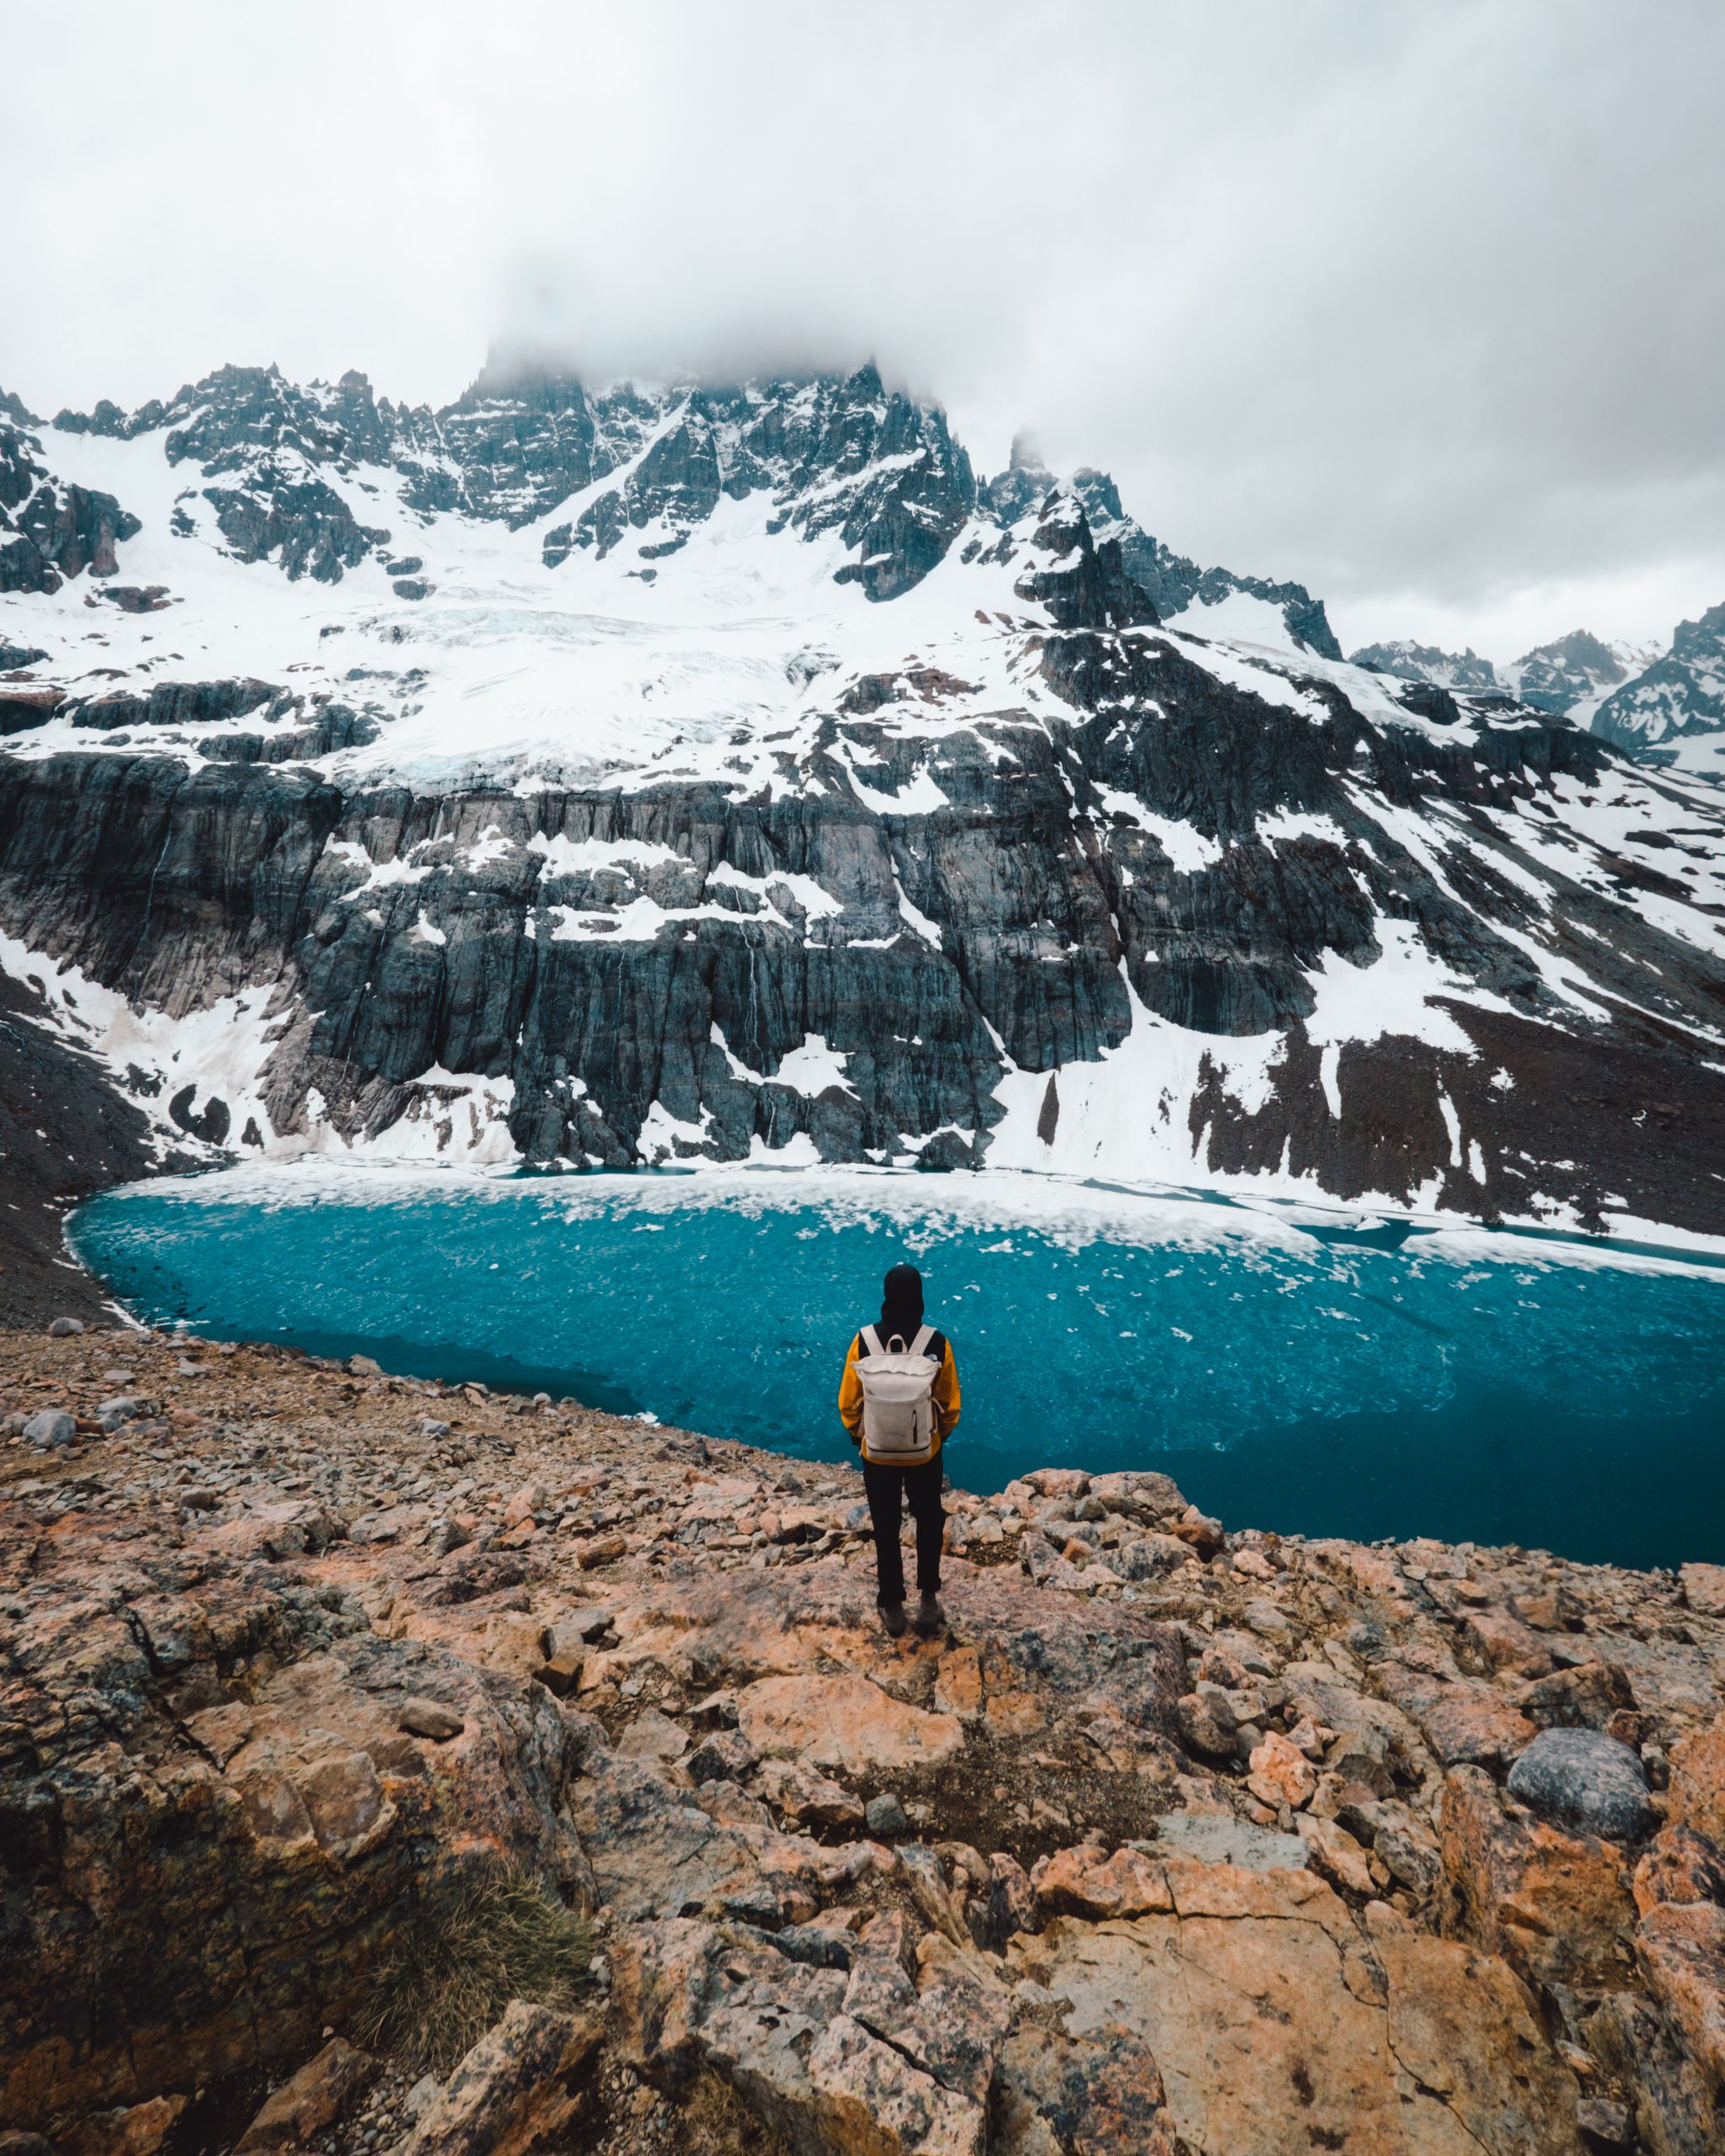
top-left (69, 1166), bottom-right (1725, 1572)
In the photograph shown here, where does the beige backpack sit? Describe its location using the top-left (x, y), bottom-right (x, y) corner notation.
top-left (856, 1323), bottom-right (938, 1464)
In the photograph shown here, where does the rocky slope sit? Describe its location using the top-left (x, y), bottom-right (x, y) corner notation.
top-left (0, 363), bottom-right (1723, 1251)
top-left (3, 1322), bottom-right (1724, 2156)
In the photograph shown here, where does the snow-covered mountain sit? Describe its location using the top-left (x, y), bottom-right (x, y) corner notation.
top-left (1500, 630), bottom-right (1656, 723)
top-left (1348, 640), bottom-right (1503, 696)
top-left (2, 360), bottom-right (1722, 1242)
top-left (1350, 623), bottom-right (1725, 778)
top-left (1592, 603), bottom-right (1725, 770)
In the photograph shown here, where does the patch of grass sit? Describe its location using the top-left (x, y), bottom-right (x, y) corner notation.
top-left (681, 2070), bottom-right (802, 2156)
top-left (354, 1861), bottom-right (595, 2075)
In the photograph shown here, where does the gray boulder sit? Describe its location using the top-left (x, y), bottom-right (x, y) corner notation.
top-left (1506, 1727), bottom-right (1654, 1842)
top-left (23, 1409), bottom-right (77, 1448)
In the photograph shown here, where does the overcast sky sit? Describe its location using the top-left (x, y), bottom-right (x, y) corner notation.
top-left (8, 1), bottom-right (1723, 659)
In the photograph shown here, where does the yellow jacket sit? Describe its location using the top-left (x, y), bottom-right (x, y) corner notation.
top-left (839, 1329), bottom-right (960, 1463)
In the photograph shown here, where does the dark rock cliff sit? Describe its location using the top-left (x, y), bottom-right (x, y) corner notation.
top-left (0, 969), bottom-right (186, 1325)
top-left (2, 601), bottom-right (1722, 1235)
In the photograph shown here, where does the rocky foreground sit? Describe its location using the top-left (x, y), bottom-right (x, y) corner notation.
top-left (3, 1326), bottom-right (1723, 2156)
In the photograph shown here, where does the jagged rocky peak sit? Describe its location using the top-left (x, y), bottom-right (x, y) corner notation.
top-left (1007, 485), bottom-right (1160, 632)
top-left (36, 355), bottom-right (982, 601)
top-left (978, 427), bottom-right (1055, 526)
top-left (1593, 599), bottom-right (1725, 761)
top-left (539, 362), bottom-right (978, 600)
top-left (1503, 627), bottom-right (1635, 715)
top-left (1348, 638), bottom-right (1503, 693)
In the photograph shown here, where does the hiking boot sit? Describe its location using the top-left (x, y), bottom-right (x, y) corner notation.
top-left (879, 1599), bottom-right (909, 1638)
top-left (914, 1591), bottom-right (946, 1636)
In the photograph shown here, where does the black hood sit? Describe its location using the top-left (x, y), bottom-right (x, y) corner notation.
top-left (879, 1262), bottom-right (925, 1345)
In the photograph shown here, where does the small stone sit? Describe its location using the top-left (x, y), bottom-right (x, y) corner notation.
top-left (865, 1791), bottom-right (909, 1837)
top-left (1573, 2096), bottom-right (1634, 2148)
top-left (47, 1316), bottom-right (84, 1337)
top-left (502, 1482), bottom-right (542, 1529)
top-left (1419, 1688), bottom-right (1537, 1769)
top-left (686, 1730), bottom-right (757, 1784)
top-left (1023, 1468), bottom-right (1090, 1497)
top-left (686, 1689), bottom-right (740, 1731)
top-left (979, 1851), bottom-right (1037, 1950)
top-left (391, 2004), bottom-right (599, 2156)
top-left (398, 1697), bottom-right (464, 1741)
top-left (1295, 1814), bottom-right (1375, 1897)
top-left (615, 1707), bottom-right (688, 1765)
top-left (1247, 1731), bottom-right (1318, 1811)
top-left (758, 1757), bottom-right (864, 1829)
top-left (419, 1417), bottom-right (451, 1438)
top-left (236, 2038), bottom-right (377, 2153)
top-left (1507, 1728), bottom-right (1654, 1843)
top-left (423, 1518), bottom-right (468, 1559)
top-left (348, 1355), bottom-right (383, 1377)
top-left (23, 1409), bottom-right (76, 1449)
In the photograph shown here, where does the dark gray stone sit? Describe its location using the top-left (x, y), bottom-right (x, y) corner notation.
top-left (864, 1791), bottom-right (908, 1836)
top-left (1505, 1726), bottom-right (1654, 1842)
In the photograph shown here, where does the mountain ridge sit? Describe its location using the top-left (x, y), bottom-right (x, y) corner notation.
top-left (0, 359), bottom-right (1722, 1251)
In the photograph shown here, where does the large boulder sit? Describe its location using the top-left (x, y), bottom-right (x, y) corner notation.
top-left (1506, 1728), bottom-right (1655, 1843)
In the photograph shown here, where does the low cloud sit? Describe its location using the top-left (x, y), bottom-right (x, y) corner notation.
top-left (7, 0), bottom-right (1722, 658)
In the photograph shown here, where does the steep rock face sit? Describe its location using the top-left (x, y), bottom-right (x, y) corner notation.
top-left (3, 591), bottom-right (1722, 1235)
top-left (0, 968), bottom-right (184, 1326)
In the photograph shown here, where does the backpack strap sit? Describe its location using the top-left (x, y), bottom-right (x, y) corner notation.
top-left (861, 1326), bottom-right (884, 1357)
top-left (911, 1324), bottom-right (935, 1357)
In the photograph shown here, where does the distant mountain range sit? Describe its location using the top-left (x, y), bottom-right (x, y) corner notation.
top-left (0, 357), bottom-right (1721, 1246)
top-left (1351, 617), bottom-right (1725, 771)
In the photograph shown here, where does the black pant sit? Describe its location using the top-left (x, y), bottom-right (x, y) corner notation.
top-left (862, 1458), bottom-right (945, 1604)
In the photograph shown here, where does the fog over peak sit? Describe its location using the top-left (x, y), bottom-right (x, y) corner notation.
top-left (8, 0), bottom-right (1723, 659)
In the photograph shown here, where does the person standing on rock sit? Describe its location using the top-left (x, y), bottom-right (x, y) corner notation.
top-left (838, 1262), bottom-right (960, 1638)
